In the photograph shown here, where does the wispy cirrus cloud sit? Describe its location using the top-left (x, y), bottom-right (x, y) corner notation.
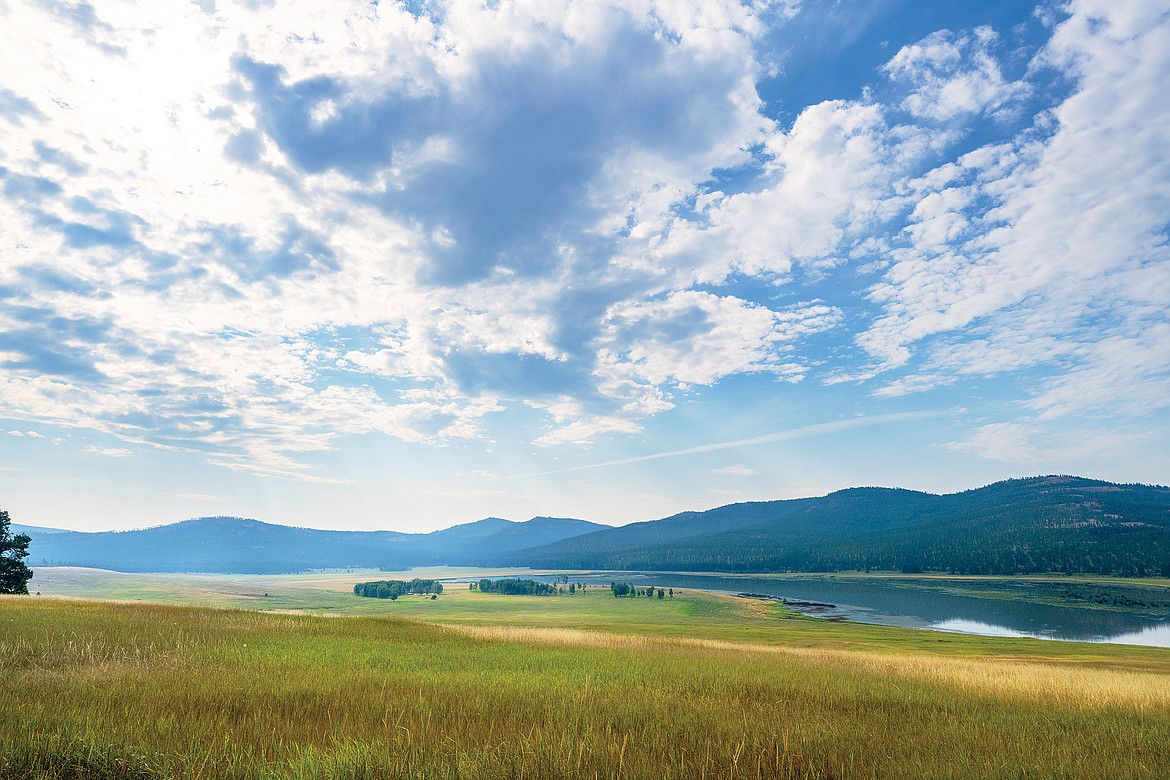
top-left (862, 0), bottom-right (1170, 448)
top-left (509, 411), bottom-right (950, 478)
top-left (83, 445), bottom-right (133, 458)
top-left (714, 464), bottom-right (759, 477)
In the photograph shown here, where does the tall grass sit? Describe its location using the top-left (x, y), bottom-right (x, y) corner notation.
top-left (2, 596), bottom-right (1169, 778)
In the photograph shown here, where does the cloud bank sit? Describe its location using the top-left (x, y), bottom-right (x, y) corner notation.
top-left (1, 0), bottom-right (1167, 482)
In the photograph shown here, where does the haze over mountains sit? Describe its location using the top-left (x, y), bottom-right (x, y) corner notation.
top-left (24, 516), bottom-right (603, 574)
top-left (22, 476), bottom-right (1170, 577)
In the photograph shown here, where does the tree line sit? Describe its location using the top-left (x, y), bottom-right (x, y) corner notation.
top-left (470, 577), bottom-right (574, 595)
top-left (610, 582), bottom-right (671, 598)
top-left (353, 578), bottom-right (444, 600)
top-left (589, 530), bottom-right (1170, 577)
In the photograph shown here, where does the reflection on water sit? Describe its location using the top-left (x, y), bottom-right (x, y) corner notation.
top-left (550, 572), bottom-right (1170, 648)
top-left (931, 619), bottom-right (1034, 639)
top-left (931, 618), bottom-right (1170, 647)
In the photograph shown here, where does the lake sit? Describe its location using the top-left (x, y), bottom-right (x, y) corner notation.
top-left (541, 572), bottom-right (1170, 648)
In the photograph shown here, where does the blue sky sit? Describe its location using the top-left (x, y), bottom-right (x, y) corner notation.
top-left (2, 0), bottom-right (1168, 533)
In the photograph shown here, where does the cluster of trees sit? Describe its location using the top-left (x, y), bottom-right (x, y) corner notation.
top-left (1, 510), bottom-right (33, 595)
top-left (470, 578), bottom-right (584, 595)
top-left (610, 582), bottom-right (670, 599)
top-left (353, 578), bottom-right (444, 600)
top-left (588, 540), bottom-right (1170, 578)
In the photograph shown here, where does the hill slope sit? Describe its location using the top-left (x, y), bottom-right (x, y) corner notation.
top-left (10, 523), bottom-right (69, 535)
top-left (24, 476), bottom-right (1170, 576)
top-left (507, 476), bottom-right (1170, 576)
top-left (26, 515), bottom-right (604, 574)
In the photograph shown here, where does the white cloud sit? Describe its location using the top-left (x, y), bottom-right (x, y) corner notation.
top-left (1025, 324), bottom-right (1170, 420)
top-left (714, 464), bottom-right (758, 476)
top-left (946, 422), bottom-right (1041, 462)
top-left (1, 0), bottom-right (1166, 488)
top-left (883, 27), bottom-right (1028, 121)
top-left (83, 446), bottom-right (133, 458)
top-left (508, 412), bottom-right (949, 478)
top-left (533, 415), bottom-right (643, 447)
top-left (649, 98), bottom-right (927, 286)
top-left (860, 0), bottom-right (1170, 431)
top-left (598, 291), bottom-right (839, 389)
top-left (947, 418), bottom-right (1153, 464)
top-left (165, 492), bottom-right (221, 501)
top-left (0, 0), bottom-right (799, 471)
top-left (573, 291), bottom-right (843, 431)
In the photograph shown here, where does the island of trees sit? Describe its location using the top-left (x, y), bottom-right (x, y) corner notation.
top-left (611, 582), bottom-right (670, 598)
top-left (470, 578), bottom-right (591, 595)
top-left (353, 578), bottom-right (444, 600)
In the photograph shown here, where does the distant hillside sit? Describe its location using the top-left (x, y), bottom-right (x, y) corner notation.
top-left (506, 476), bottom-right (1170, 577)
top-left (25, 476), bottom-right (1170, 576)
top-left (26, 515), bottom-right (605, 574)
top-left (10, 523), bottom-right (69, 535)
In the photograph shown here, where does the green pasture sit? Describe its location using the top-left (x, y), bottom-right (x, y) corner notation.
top-left (4, 569), bottom-right (1170, 778)
top-left (25, 567), bottom-right (1170, 664)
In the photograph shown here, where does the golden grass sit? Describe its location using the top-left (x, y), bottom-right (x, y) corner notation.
top-left (5, 584), bottom-right (1170, 779)
top-left (446, 622), bottom-right (1170, 712)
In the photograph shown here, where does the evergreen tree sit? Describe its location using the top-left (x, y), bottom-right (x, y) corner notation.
top-left (0, 510), bottom-right (34, 595)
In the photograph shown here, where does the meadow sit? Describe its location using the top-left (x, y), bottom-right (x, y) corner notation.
top-left (3, 569), bottom-right (1170, 778)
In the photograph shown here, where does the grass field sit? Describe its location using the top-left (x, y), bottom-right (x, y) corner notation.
top-left (4, 570), bottom-right (1170, 778)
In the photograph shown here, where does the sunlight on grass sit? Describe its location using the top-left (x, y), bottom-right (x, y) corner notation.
top-left (10, 571), bottom-right (1170, 778)
top-left (447, 622), bottom-right (1170, 711)
top-left (3, 589), bottom-right (1170, 779)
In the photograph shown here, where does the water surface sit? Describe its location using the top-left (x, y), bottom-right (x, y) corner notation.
top-left (546, 572), bottom-right (1170, 648)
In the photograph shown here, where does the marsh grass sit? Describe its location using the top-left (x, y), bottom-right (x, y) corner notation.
top-left (3, 592), bottom-right (1170, 779)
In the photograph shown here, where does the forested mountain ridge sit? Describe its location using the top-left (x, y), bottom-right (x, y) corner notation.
top-left (506, 476), bottom-right (1170, 576)
top-left (23, 476), bottom-right (1170, 576)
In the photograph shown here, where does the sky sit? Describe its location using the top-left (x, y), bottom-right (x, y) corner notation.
top-left (1, 0), bottom-right (1168, 533)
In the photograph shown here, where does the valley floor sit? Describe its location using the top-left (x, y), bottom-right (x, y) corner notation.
top-left (3, 569), bottom-right (1170, 778)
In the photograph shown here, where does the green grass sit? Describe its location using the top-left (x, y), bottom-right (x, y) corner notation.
top-left (5, 579), bottom-right (1170, 779)
top-left (27, 567), bottom-right (1170, 666)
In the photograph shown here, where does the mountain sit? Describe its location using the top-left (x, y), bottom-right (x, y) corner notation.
top-left (25, 476), bottom-right (1170, 576)
top-left (418, 516), bottom-right (607, 563)
top-left (505, 476), bottom-right (1170, 577)
top-left (25, 515), bottom-right (605, 574)
top-left (10, 523), bottom-right (70, 535)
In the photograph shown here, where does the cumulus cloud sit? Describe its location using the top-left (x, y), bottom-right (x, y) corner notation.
top-left (230, 0), bottom-right (769, 285)
top-left (647, 98), bottom-right (922, 286)
top-left (0, 0), bottom-right (791, 475)
top-left (0, 0), bottom-right (1166, 482)
top-left (883, 26), bottom-right (1028, 121)
top-left (596, 291), bottom-right (839, 399)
